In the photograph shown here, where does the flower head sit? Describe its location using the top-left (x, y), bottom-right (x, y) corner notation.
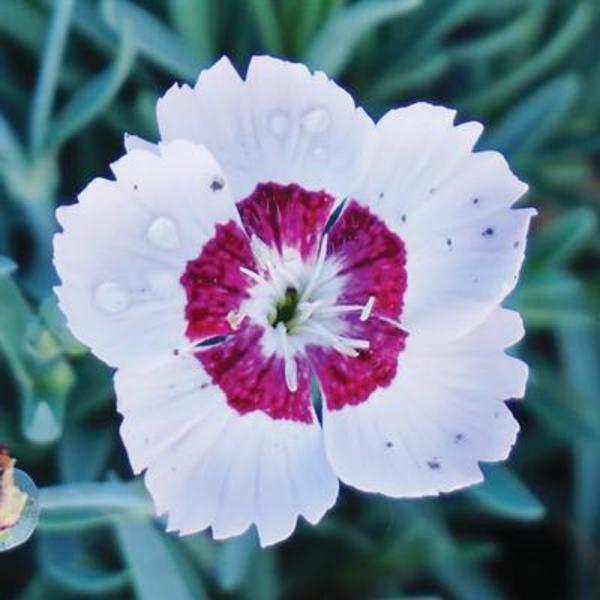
top-left (0, 448), bottom-right (28, 532)
top-left (53, 56), bottom-right (534, 546)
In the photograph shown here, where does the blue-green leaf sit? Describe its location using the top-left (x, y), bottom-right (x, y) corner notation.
top-left (305, 0), bottom-right (422, 75)
top-left (167, 0), bottom-right (214, 61)
top-left (485, 74), bottom-right (580, 157)
top-left (246, 0), bottom-right (283, 55)
top-left (58, 423), bottom-right (114, 483)
top-left (215, 529), bottom-right (258, 592)
top-left (115, 518), bottom-right (198, 600)
top-left (527, 208), bottom-right (597, 271)
top-left (526, 366), bottom-right (600, 443)
top-left (101, 0), bottom-right (203, 81)
top-left (38, 532), bottom-right (130, 595)
top-left (0, 112), bottom-right (24, 167)
top-left (0, 0), bottom-right (46, 53)
top-left (38, 296), bottom-right (88, 357)
top-left (467, 464), bottom-right (545, 521)
top-left (511, 270), bottom-right (597, 330)
top-left (29, 0), bottom-right (75, 155)
top-left (461, 1), bottom-right (596, 113)
top-left (47, 21), bottom-right (136, 152)
top-left (38, 481), bottom-right (153, 531)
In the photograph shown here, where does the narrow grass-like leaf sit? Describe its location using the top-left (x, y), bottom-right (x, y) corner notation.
top-left (435, 560), bottom-right (502, 600)
top-left (30, 0), bottom-right (75, 155)
top-left (527, 208), bottom-right (597, 271)
top-left (467, 464), bottom-right (545, 521)
top-left (461, 1), bottom-right (596, 113)
top-left (409, 0), bottom-right (489, 57)
top-left (102, 0), bottom-right (203, 81)
top-left (0, 111), bottom-right (25, 166)
top-left (216, 529), bottom-right (258, 592)
top-left (38, 482), bottom-right (152, 531)
top-left (47, 23), bottom-right (136, 152)
top-left (39, 296), bottom-right (88, 357)
top-left (0, 0), bottom-right (46, 53)
top-left (485, 75), bottom-right (580, 157)
top-left (371, 54), bottom-right (449, 101)
top-left (58, 423), bottom-right (114, 482)
top-left (115, 518), bottom-right (198, 600)
top-left (246, 0), bottom-right (283, 55)
top-left (559, 316), bottom-right (600, 594)
top-left (511, 270), bottom-right (597, 330)
top-left (305, 0), bottom-right (422, 75)
top-left (39, 482), bottom-right (151, 514)
top-left (167, 0), bottom-right (214, 61)
top-left (38, 532), bottom-right (130, 596)
top-left (241, 550), bottom-right (279, 600)
top-left (526, 367), bottom-right (600, 443)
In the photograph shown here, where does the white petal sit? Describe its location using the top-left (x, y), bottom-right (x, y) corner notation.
top-left (124, 133), bottom-right (158, 154)
top-left (353, 102), bottom-right (534, 340)
top-left (116, 353), bottom-right (338, 546)
top-left (53, 140), bottom-right (239, 367)
top-left (322, 308), bottom-right (526, 498)
top-left (157, 55), bottom-right (374, 201)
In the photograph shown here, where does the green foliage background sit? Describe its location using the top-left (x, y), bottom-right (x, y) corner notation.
top-left (0, 0), bottom-right (599, 598)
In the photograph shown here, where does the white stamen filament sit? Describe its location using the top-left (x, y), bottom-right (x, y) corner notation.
top-left (250, 236), bottom-right (274, 272)
top-left (379, 315), bottom-right (405, 330)
top-left (244, 234), bottom-right (378, 377)
top-left (240, 266), bottom-right (267, 284)
top-left (299, 234), bottom-right (328, 302)
top-left (277, 322), bottom-right (298, 392)
top-left (296, 300), bottom-right (323, 323)
top-left (299, 321), bottom-right (370, 357)
top-left (296, 295), bottom-right (376, 324)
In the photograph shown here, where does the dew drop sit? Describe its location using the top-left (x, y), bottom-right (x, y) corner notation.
top-left (147, 217), bottom-right (179, 249)
top-left (269, 111), bottom-right (290, 137)
top-left (94, 282), bottom-right (129, 313)
top-left (302, 108), bottom-right (330, 133)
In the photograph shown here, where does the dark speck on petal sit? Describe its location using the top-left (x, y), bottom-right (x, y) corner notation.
top-left (210, 177), bottom-right (225, 191)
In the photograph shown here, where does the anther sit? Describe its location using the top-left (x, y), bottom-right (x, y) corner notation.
top-left (226, 310), bottom-right (245, 330)
top-left (360, 296), bottom-right (375, 321)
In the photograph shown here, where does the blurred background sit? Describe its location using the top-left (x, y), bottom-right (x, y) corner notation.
top-left (0, 0), bottom-right (599, 598)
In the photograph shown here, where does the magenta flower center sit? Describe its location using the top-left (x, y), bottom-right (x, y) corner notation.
top-left (180, 183), bottom-right (408, 423)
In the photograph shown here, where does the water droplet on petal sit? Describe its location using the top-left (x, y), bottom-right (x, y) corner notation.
top-left (94, 282), bottom-right (129, 313)
top-left (269, 111), bottom-right (290, 137)
top-left (147, 217), bottom-right (179, 249)
top-left (302, 108), bottom-right (330, 133)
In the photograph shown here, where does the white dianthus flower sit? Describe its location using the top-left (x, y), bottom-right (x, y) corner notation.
top-left (53, 56), bottom-right (534, 546)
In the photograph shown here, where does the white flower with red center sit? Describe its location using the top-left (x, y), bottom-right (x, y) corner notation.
top-left (53, 56), bottom-right (534, 546)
